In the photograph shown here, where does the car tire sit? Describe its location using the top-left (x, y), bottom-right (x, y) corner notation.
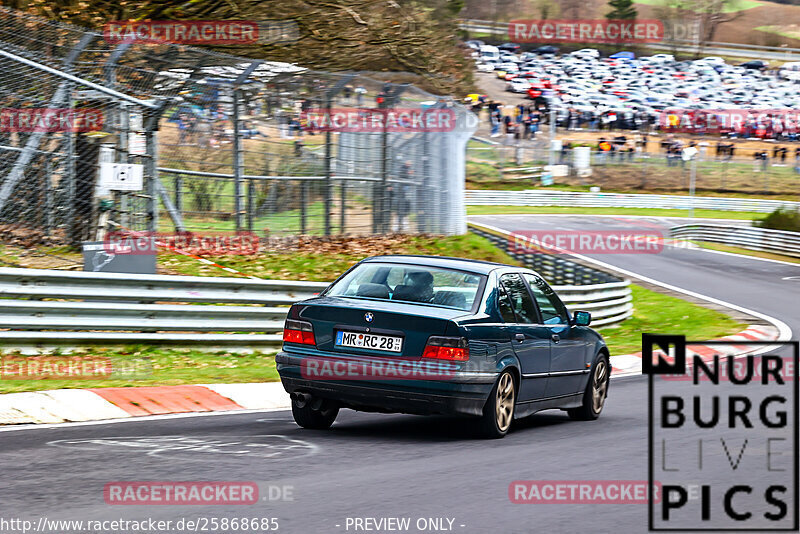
top-left (567, 353), bottom-right (609, 421)
top-left (291, 400), bottom-right (339, 430)
top-left (479, 370), bottom-right (516, 439)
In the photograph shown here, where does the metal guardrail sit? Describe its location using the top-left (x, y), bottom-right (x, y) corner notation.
top-left (670, 224), bottom-right (800, 258)
top-left (0, 246), bottom-right (634, 350)
top-left (465, 190), bottom-right (800, 213)
top-left (0, 268), bottom-right (329, 350)
top-left (470, 225), bottom-right (633, 326)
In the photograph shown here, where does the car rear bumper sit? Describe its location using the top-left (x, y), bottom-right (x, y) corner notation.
top-left (276, 350), bottom-right (498, 417)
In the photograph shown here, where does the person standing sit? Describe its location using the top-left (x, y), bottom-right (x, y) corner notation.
top-left (794, 147), bottom-right (800, 174)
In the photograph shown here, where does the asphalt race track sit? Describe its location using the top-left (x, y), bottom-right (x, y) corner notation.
top-left (471, 214), bottom-right (800, 337)
top-left (1, 215), bottom-right (798, 534)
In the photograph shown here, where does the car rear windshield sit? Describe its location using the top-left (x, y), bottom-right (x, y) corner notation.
top-left (325, 262), bottom-right (484, 311)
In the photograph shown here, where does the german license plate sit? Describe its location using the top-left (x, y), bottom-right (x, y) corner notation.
top-left (335, 330), bottom-right (403, 352)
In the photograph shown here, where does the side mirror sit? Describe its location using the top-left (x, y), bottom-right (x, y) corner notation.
top-left (573, 310), bottom-right (591, 327)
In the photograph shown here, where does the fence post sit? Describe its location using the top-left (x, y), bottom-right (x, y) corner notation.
top-left (247, 178), bottom-right (255, 232)
top-left (145, 125), bottom-right (158, 234)
top-left (340, 178), bottom-right (346, 234)
top-left (324, 95), bottom-right (332, 235)
top-left (232, 87), bottom-right (244, 233)
top-left (231, 61), bottom-right (262, 234)
top-left (174, 174), bottom-right (183, 217)
top-left (380, 114), bottom-right (388, 233)
top-left (118, 103), bottom-right (130, 228)
top-left (421, 131), bottom-right (430, 233)
top-left (66, 82), bottom-right (77, 242)
top-left (300, 180), bottom-right (307, 234)
top-left (45, 157), bottom-right (54, 236)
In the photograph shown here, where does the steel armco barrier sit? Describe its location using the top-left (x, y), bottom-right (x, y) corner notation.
top-left (465, 190), bottom-right (800, 213)
top-left (0, 247), bottom-right (633, 351)
top-left (670, 224), bottom-right (800, 258)
top-left (470, 226), bottom-right (633, 326)
top-left (0, 268), bottom-right (329, 351)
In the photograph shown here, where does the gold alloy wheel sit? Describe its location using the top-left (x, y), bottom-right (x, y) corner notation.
top-left (495, 373), bottom-right (515, 432)
top-left (592, 359), bottom-right (608, 414)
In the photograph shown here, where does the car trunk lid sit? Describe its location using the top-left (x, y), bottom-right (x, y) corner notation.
top-left (292, 296), bottom-right (468, 358)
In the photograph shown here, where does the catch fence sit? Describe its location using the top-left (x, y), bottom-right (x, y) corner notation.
top-left (467, 140), bottom-right (800, 196)
top-left (0, 7), bottom-right (474, 269)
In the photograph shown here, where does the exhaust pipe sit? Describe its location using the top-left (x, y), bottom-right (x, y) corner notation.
top-left (291, 391), bottom-right (313, 408)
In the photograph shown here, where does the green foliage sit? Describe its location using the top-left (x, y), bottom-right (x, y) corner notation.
top-left (606, 0), bottom-right (638, 19)
top-left (598, 285), bottom-right (744, 355)
top-left (755, 208), bottom-right (800, 232)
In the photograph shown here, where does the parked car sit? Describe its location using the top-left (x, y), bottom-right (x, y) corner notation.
top-left (535, 45), bottom-right (559, 55)
top-left (498, 42), bottom-right (522, 53)
top-left (739, 60), bottom-right (768, 71)
top-left (507, 78), bottom-right (532, 93)
top-left (479, 44), bottom-right (500, 62)
top-left (648, 54), bottom-right (675, 63)
top-left (571, 48), bottom-right (600, 60)
top-left (276, 256), bottom-right (611, 438)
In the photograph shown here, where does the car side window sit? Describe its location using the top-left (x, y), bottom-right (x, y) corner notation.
top-left (497, 286), bottom-right (517, 323)
top-left (524, 274), bottom-right (569, 325)
top-left (499, 273), bottom-right (538, 324)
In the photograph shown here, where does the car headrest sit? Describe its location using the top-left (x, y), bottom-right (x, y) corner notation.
top-left (433, 291), bottom-right (467, 309)
top-left (355, 283), bottom-right (389, 299)
top-left (392, 284), bottom-right (427, 303)
top-left (406, 271), bottom-right (434, 287)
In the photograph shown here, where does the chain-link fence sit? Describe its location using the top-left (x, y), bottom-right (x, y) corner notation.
top-left (467, 138), bottom-right (800, 196)
top-left (0, 7), bottom-right (475, 268)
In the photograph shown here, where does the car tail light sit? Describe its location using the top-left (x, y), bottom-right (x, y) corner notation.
top-left (422, 336), bottom-right (469, 361)
top-left (283, 319), bottom-right (315, 345)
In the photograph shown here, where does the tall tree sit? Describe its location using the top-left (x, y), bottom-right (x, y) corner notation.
top-left (3, 0), bottom-right (473, 95)
top-left (534, 0), bottom-right (560, 20)
top-left (606, 0), bottom-right (638, 19)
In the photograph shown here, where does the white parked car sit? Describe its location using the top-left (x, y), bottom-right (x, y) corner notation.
top-left (500, 53), bottom-right (522, 63)
top-left (497, 62), bottom-right (519, 72)
top-left (507, 78), bottom-right (532, 93)
top-left (477, 62), bottom-right (497, 73)
top-left (649, 54), bottom-right (675, 63)
top-left (571, 48), bottom-right (600, 60)
top-left (479, 44), bottom-right (500, 62)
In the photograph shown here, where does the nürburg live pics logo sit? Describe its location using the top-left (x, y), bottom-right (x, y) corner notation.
top-left (644, 334), bottom-right (798, 531)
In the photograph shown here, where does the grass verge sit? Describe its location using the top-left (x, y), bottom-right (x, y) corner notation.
top-left (466, 205), bottom-right (762, 220)
top-left (0, 233), bottom-right (746, 392)
top-left (598, 285), bottom-right (745, 356)
top-left (160, 233), bottom-right (519, 280)
top-left (0, 348), bottom-right (279, 394)
top-left (692, 240), bottom-right (800, 264)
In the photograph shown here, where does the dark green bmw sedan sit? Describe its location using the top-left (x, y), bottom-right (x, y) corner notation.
top-left (276, 255), bottom-right (610, 438)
